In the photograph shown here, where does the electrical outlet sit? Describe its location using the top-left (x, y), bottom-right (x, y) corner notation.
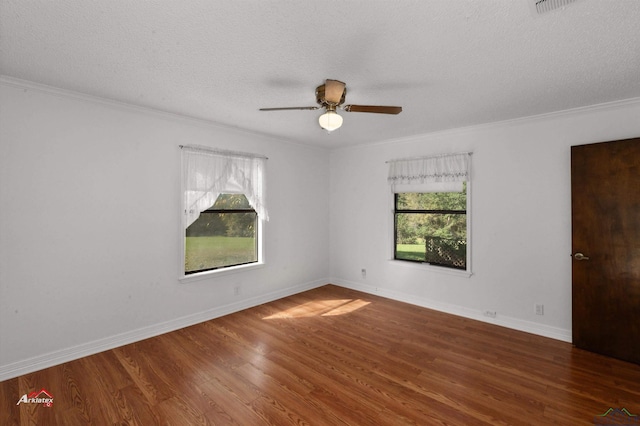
top-left (535, 304), bottom-right (544, 315)
top-left (483, 310), bottom-right (497, 318)
top-left (361, 268), bottom-right (366, 278)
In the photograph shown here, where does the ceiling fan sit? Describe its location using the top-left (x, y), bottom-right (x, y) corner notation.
top-left (259, 79), bottom-right (402, 132)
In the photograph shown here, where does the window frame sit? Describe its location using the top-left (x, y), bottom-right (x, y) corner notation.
top-left (389, 182), bottom-right (472, 277)
top-left (184, 197), bottom-right (260, 276)
top-left (180, 210), bottom-right (265, 282)
top-left (179, 146), bottom-right (268, 282)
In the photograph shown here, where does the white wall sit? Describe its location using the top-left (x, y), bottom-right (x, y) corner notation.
top-left (0, 79), bottom-right (330, 379)
top-left (2, 76), bottom-right (639, 380)
top-left (329, 99), bottom-right (640, 341)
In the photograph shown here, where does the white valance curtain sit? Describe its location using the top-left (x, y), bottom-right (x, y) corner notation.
top-left (387, 152), bottom-right (471, 192)
top-left (182, 145), bottom-right (268, 228)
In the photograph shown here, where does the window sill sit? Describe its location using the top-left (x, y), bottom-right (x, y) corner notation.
top-left (389, 259), bottom-right (473, 278)
top-left (179, 262), bottom-right (265, 284)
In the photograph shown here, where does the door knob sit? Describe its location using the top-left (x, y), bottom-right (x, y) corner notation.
top-left (574, 252), bottom-right (590, 261)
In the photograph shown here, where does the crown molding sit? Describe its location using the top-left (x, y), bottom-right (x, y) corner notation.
top-left (4, 74), bottom-right (639, 152)
top-left (336, 96), bottom-right (640, 151)
top-left (0, 75), bottom-right (326, 151)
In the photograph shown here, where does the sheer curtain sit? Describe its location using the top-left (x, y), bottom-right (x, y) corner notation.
top-left (182, 145), bottom-right (268, 228)
top-left (387, 152), bottom-right (471, 192)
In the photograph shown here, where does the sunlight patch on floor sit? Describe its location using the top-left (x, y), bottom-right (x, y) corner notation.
top-left (262, 299), bottom-right (371, 319)
top-left (321, 299), bottom-right (371, 316)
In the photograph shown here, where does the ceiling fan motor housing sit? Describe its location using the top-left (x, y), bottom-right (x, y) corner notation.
top-left (316, 83), bottom-right (346, 107)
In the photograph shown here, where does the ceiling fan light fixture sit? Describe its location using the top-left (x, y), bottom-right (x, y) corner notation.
top-left (318, 110), bottom-right (343, 132)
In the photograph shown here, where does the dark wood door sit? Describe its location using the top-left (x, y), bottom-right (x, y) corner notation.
top-left (571, 137), bottom-right (640, 364)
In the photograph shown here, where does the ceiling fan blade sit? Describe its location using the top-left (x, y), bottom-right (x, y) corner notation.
top-left (324, 79), bottom-right (346, 105)
top-left (343, 105), bottom-right (402, 114)
top-left (259, 106), bottom-right (319, 111)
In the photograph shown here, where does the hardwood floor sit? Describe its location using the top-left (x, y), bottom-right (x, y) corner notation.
top-left (1, 284), bottom-right (639, 425)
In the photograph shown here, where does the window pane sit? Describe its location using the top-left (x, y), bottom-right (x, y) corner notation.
top-left (396, 183), bottom-right (466, 210)
top-left (395, 212), bottom-right (466, 269)
top-left (185, 209), bottom-right (257, 274)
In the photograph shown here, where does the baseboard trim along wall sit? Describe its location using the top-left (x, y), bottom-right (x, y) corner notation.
top-left (0, 279), bottom-right (327, 382)
top-left (1, 278), bottom-right (571, 381)
top-left (331, 279), bottom-right (572, 343)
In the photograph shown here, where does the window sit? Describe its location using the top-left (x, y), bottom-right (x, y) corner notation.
top-left (181, 145), bottom-right (268, 277)
top-left (185, 194), bottom-right (258, 274)
top-left (387, 152), bottom-right (471, 272)
top-left (394, 183), bottom-right (467, 269)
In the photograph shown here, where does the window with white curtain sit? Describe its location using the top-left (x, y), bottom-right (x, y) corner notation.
top-left (388, 153), bottom-right (471, 272)
top-left (181, 145), bottom-right (268, 276)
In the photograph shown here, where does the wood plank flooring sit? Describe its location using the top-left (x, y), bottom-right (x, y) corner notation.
top-left (1, 284), bottom-right (639, 425)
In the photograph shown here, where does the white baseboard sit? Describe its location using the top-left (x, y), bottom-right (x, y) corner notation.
top-left (0, 279), bottom-right (328, 382)
top-left (1, 278), bottom-right (571, 381)
top-left (331, 279), bottom-right (572, 343)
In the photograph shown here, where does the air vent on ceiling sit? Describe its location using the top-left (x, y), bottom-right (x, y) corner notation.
top-left (533, 0), bottom-right (580, 14)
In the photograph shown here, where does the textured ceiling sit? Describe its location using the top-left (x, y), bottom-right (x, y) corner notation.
top-left (2, 0), bottom-right (640, 148)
